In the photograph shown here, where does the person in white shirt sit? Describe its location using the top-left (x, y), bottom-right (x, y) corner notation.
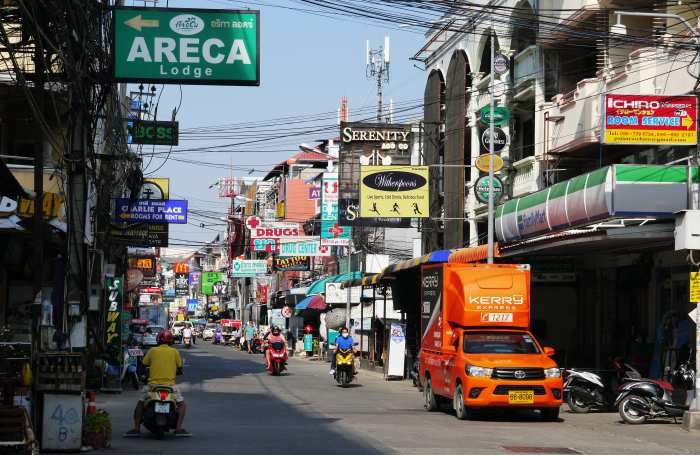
top-left (182, 327), bottom-right (193, 343)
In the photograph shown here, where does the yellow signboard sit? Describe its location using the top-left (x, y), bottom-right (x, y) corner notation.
top-left (359, 165), bottom-right (429, 218)
top-left (690, 271), bottom-right (700, 303)
top-left (276, 202), bottom-right (285, 218)
top-left (141, 178), bottom-right (169, 199)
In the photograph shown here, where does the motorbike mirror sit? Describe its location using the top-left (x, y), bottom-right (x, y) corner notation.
top-left (543, 346), bottom-right (556, 357)
top-left (353, 342), bottom-right (359, 346)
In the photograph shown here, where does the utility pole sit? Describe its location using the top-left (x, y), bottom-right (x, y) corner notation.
top-left (487, 28), bottom-right (496, 264)
top-left (366, 37), bottom-right (390, 122)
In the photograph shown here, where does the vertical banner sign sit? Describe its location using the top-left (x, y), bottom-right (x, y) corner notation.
top-left (603, 94), bottom-right (697, 145)
top-left (420, 266), bottom-right (442, 346)
top-left (113, 8), bottom-right (260, 86)
top-left (175, 273), bottom-right (189, 296)
top-left (320, 173), bottom-right (351, 246)
top-left (359, 166), bottom-right (429, 218)
top-left (105, 277), bottom-right (124, 365)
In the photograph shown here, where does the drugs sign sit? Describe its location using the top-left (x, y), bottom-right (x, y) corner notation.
top-left (113, 7), bottom-right (260, 86)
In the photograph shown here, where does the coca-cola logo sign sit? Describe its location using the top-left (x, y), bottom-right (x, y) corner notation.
top-left (361, 171), bottom-right (426, 192)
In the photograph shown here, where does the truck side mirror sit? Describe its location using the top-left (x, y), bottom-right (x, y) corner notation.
top-left (543, 346), bottom-right (555, 357)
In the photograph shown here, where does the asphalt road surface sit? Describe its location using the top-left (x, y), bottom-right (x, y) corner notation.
top-left (99, 341), bottom-right (700, 454)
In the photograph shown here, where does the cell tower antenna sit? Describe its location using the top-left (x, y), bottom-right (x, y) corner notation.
top-left (366, 37), bottom-right (390, 123)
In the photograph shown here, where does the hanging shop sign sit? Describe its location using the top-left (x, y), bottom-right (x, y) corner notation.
top-left (231, 259), bottom-right (268, 277)
top-left (175, 272), bottom-right (189, 296)
top-left (128, 120), bottom-right (179, 146)
top-left (173, 262), bottom-right (189, 274)
top-left (479, 106), bottom-right (510, 126)
top-left (140, 177), bottom-right (169, 199)
top-left (691, 272), bottom-right (700, 303)
top-left (187, 299), bottom-right (198, 313)
top-left (338, 122), bottom-right (414, 227)
top-left (105, 277), bottom-right (124, 364)
top-left (115, 198), bottom-right (188, 224)
top-left (109, 222), bottom-right (169, 247)
top-left (17, 192), bottom-right (64, 218)
top-left (359, 166), bottom-right (429, 218)
top-left (272, 255), bottom-right (310, 272)
top-left (325, 282), bottom-right (361, 304)
top-left (309, 186), bottom-right (321, 200)
top-left (481, 127), bottom-right (508, 152)
top-left (248, 222), bottom-right (301, 238)
top-left (113, 7), bottom-right (260, 86)
top-left (250, 238), bottom-right (279, 253)
top-left (320, 173), bottom-right (351, 246)
top-left (493, 53), bottom-right (510, 75)
top-left (474, 154), bottom-right (505, 173)
top-left (278, 236), bottom-right (331, 257)
top-left (474, 175), bottom-right (504, 204)
top-left (128, 256), bottom-right (156, 277)
top-left (602, 94), bottom-right (697, 145)
top-left (188, 271), bottom-right (201, 285)
top-left (201, 271), bottom-right (224, 295)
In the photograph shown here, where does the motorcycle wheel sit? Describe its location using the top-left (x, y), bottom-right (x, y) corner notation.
top-left (567, 390), bottom-right (592, 413)
top-left (618, 395), bottom-right (648, 424)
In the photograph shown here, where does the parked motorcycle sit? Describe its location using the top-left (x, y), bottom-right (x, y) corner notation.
top-left (267, 340), bottom-right (288, 376)
top-left (565, 359), bottom-right (641, 413)
top-left (142, 386), bottom-right (179, 439)
top-left (334, 348), bottom-right (354, 387)
top-left (183, 336), bottom-right (192, 349)
top-left (252, 337), bottom-right (263, 354)
top-left (409, 355), bottom-right (421, 390)
top-left (615, 362), bottom-right (695, 424)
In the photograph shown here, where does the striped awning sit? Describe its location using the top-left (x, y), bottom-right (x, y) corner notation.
top-left (448, 243), bottom-right (499, 263)
top-left (342, 250), bottom-right (454, 288)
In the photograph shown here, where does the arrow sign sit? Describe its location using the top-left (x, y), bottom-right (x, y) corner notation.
top-left (124, 15), bottom-right (160, 31)
top-left (683, 115), bottom-right (694, 129)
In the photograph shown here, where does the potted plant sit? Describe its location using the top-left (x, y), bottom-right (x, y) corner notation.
top-left (83, 410), bottom-right (111, 449)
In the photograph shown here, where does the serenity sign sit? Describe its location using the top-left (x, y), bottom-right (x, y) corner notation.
top-left (113, 7), bottom-right (259, 85)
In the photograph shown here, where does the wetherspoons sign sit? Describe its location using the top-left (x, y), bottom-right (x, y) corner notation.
top-left (113, 7), bottom-right (260, 85)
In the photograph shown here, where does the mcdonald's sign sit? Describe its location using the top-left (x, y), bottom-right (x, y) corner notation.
top-left (174, 262), bottom-right (189, 274)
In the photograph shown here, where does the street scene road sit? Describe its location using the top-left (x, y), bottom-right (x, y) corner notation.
top-left (100, 342), bottom-right (700, 455)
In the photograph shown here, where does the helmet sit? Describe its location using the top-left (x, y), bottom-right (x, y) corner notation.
top-left (157, 330), bottom-right (174, 345)
top-left (272, 326), bottom-right (281, 335)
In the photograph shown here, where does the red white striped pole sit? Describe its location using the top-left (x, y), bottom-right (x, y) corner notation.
top-left (86, 391), bottom-right (96, 415)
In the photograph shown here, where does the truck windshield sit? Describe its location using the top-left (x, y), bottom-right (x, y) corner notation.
top-left (463, 332), bottom-right (540, 354)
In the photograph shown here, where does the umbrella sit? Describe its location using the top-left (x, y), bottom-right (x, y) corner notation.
top-left (295, 294), bottom-right (326, 311)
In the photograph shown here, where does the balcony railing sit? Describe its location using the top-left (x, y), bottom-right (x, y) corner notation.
top-left (513, 45), bottom-right (538, 89)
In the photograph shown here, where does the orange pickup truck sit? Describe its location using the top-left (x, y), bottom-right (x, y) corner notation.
top-left (418, 263), bottom-right (563, 420)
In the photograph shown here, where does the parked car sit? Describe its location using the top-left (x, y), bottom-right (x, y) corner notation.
top-left (143, 325), bottom-right (165, 347)
top-left (202, 323), bottom-right (218, 341)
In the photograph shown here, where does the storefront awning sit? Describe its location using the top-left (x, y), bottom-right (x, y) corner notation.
top-left (342, 250), bottom-right (453, 288)
top-left (496, 164), bottom-right (694, 244)
top-left (448, 243), bottom-right (500, 263)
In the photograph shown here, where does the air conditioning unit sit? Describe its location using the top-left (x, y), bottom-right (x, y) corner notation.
top-left (674, 210), bottom-right (700, 251)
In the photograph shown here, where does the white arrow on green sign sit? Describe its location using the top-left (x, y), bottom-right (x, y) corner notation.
top-left (113, 7), bottom-right (259, 86)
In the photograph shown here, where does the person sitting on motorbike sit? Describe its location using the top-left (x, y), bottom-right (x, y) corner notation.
top-left (125, 330), bottom-right (190, 437)
top-left (182, 326), bottom-right (193, 345)
top-left (330, 326), bottom-right (357, 376)
top-left (264, 326), bottom-right (287, 369)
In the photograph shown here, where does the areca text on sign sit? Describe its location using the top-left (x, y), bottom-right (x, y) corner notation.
top-left (113, 7), bottom-right (259, 85)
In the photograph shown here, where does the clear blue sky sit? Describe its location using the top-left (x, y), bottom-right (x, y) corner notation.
top-left (127, 0), bottom-right (425, 248)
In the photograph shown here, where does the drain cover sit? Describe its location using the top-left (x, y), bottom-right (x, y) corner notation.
top-left (503, 447), bottom-right (581, 454)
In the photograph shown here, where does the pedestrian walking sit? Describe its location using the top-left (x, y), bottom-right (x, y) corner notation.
top-left (245, 321), bottom-right (256, 354)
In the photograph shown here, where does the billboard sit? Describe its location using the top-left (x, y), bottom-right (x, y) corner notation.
top-left (320, 173), bottom-right (351, 246)
top-left (175, 272), bottom-right (189, 296)
top-left (201, 271), bottom-right (224, 295)
top-left (109, 177), bottom-right (170, 246)
top-left (128, 256), bottom-right (156, 277)
top-left (603, 94), bottom-right (697, 145)
top-left (272, 255), bottom-right (310, 272)
top-left (338, 122), bottom-right (414, 227)
top-left (359, 166), bottom-right (429, 218)
top-left (113, 8), bottom-right (260, 86)
top-left (115, 198), bottom-right (188, 224)
top-left (105, 277), bottom-right (124, 365)
top-left (129, 120), bottom-right (179, 145)
top-left (278, 236), bottom-right (331, 257)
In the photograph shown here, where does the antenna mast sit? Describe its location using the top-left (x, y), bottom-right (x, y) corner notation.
top-left (366, 37), bottom-right (390, 122)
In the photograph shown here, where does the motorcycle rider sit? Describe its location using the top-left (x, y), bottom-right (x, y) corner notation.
top-left (124, 330), bottom-right (190, 437)
top-left (182, 325), bottom-right (193, 346)
top-left (264, 326), bottom-right (287, 369)
top-left (330, 326), bottom-right (356, 376)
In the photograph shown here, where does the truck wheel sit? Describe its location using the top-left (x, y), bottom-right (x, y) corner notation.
top-left (423, 377), bottom-right (440, 412)
top-left (453, 384), bottom-right (473, 420)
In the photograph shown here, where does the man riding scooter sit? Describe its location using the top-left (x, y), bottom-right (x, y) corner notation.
top-left (330, 326), bottom-right (357, 377)
top-left (124, 330), bottom-right (191, 437)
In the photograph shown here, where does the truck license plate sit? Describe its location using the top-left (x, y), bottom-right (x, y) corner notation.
top-left (508, 390), bottom-right (534, 404)
top-left (155, 403), bottom-right (170, 413)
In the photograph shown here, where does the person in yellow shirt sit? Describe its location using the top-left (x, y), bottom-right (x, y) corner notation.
top-left (125, 330), bottom-right (190, 437)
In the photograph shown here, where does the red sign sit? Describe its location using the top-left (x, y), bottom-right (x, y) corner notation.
top-left (250, 238), bottom-right (280, 253)
top-left (603, 94), bottom-right (697, 145)
top-left (140, 287), bottom-right (162, 294)
top-left (257, 285), bottom-right (268, 304)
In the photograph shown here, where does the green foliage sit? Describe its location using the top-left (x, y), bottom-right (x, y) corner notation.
top-left (83, 409), bottom-right (111, 434)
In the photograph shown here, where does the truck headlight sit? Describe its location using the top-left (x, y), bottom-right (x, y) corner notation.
top-left (466, 365), bottom-right (493, 377)
top-left (544, 368), bottom-right (561, 378)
